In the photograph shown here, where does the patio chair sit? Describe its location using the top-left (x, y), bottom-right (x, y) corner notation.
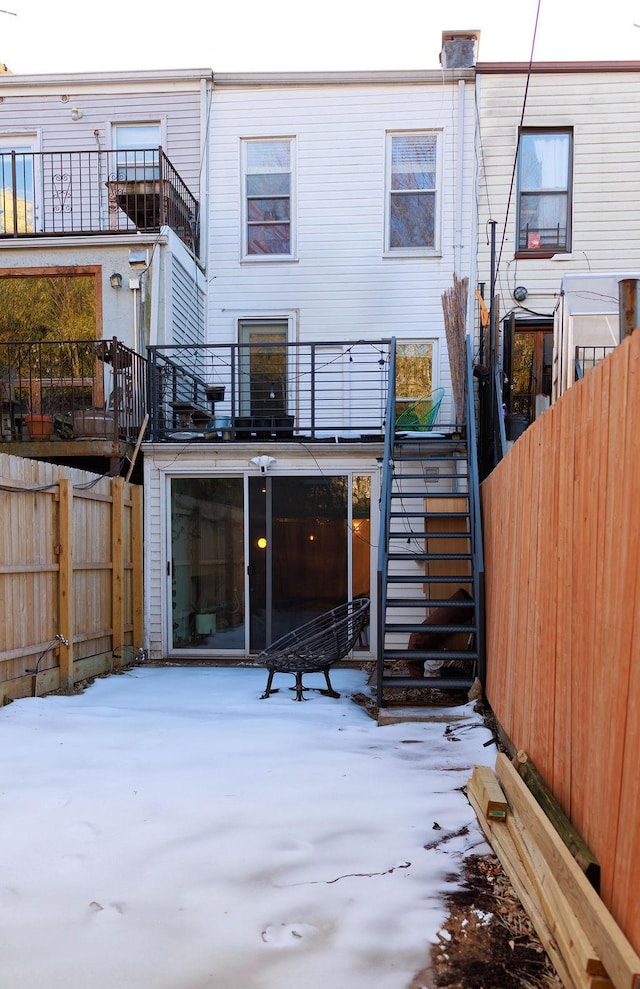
top-left (396, 386), bottom-right (445, 433)
top-left (257, 597), bottom-right (370, 701)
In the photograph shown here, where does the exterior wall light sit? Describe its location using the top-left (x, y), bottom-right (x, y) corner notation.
top-left (71, 107), bottom-right (82, 121)
top-left (513, 285), bottom-right (528, 303)
top-left (109, 272), bottom-right (123, 289)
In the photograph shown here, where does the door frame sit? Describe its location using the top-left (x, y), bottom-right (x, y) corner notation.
top-left (163, 465), bottom-right (377, 658)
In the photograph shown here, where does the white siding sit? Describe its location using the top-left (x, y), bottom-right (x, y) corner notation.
top-left (476, 69), bottom-right (640, 317)
top-left (208, 80), bottom-right (478, 424)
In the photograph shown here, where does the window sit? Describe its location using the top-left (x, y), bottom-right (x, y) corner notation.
top-left (395, 342), bottom-right (435, 416)
top-left (112, 123), bottom-right (161, 181)
top-left (0, 137), bottom-right (37, 234)
top-left (386, 132), bottom-right (439, 253)
top-left (243, 139), bottom-right (293, 257)
top-left (517, 129), bottom-right (572, 254)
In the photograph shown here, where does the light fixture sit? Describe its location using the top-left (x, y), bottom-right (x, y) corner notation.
top-left (109, 272), bottom-right (123, 289)
top-left (249, 455), bottom-right (277, 474)
top-left (513, 285), bottom-right (528, 303)
top-left (257, 537), bottom-right (268, 550)
top-left (70, 107), bottom-right (82, 121)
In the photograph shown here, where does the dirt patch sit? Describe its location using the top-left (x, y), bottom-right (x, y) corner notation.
top-left (418, 853), bottom-right (562, 989)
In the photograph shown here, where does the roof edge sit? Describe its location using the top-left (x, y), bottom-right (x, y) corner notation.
top-left (211, 68), bottom-right (475, 86)
top-left (477, 60), bottom-right (640, 74)
top-left (0, 67), bottom-right (214, 88)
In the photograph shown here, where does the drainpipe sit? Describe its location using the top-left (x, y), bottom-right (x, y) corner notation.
top-left (454, 79), bottom-right (465, 275)
top-left (618, 278), bottom-right (640, 339)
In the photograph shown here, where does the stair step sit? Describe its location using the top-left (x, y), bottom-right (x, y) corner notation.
top-left (384, 649), bottom-right (477, 662)
top-left (388, 530), bottom-right (470, 539)
top-left (385, 623), bottom-right (475, 635)
top-left (389, 511), bottom-right (470, 519)
top-left (380, 675), bottom-right (475, 691)
top-left (388, 552), bottom-right (472, 561)
top-left (390, 491), bottom-right (470, 500)
top-left (384, 597), bottom-right (474, 608)
top-left (387, 574), bottom-right (472, 584)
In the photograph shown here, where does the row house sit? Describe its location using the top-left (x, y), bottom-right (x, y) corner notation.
top-left (0, 35), bottom-right (485, 702)
top-left (0, 67), bottom-right (212, 477)
top-left (475, 59), bottom-right (640, 433)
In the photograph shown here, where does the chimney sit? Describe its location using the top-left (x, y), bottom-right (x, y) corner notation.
top-left (440, 30), bottom-right (481, 69)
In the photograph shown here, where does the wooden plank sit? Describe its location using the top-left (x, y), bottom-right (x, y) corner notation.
top-left (57, 478), bottom-right (74, 692)
top-left (514, 751), bottom-right (600, 888)
top-left (111, 477), bottom-right (125, 668)
top-left (131, 484), bottom-right (144, 649)
top-left (507, 809), bottom-right (610, 983)
top-left (469, 764), bottom-right (507, 821)
top-left (496, 754), bottom-right (640, 989)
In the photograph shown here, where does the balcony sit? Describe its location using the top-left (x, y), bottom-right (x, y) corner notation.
top-left (0, 338), bottom-right (147, 470)
top-left (575, 345), bottom-right (616, 380)
top-left (0, 148), bottom-right (199, 254)
top-left (147, 340), bottom-right (393, 443)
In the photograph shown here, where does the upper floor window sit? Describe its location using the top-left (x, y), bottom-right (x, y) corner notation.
top-left (112, 123), bottom-right (161, 181)
top-left (386, 132), bottom-right (439, 254)
top-left (243, 139), bottom-right (293, 258)
top-left (517, 129), bottom-right (572, 254)
top-left (0, 136), bottom-right (37, 235)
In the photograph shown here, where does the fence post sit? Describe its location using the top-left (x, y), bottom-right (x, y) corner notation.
top-left (131, 484), bottom-right (144, 649)
top-left (111, 476), bottom-right (125, 667)
top-left (58, 478), bottom-right (74, 691)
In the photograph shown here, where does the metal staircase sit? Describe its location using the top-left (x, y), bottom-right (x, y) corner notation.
top-left (376, 338), bottom-right (485, 708)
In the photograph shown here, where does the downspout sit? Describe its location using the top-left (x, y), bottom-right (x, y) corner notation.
top-left (454, 79), bottom-right (465, 276)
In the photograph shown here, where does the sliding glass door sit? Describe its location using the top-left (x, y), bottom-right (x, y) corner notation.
top-left (169, 473), bottom-right (371, 654)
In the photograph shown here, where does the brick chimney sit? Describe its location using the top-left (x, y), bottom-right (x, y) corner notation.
top-left (440, 30), bottom-right (481, 69)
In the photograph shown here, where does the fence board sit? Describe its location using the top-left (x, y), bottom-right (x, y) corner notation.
top-left (482, 329), bottom-right (640, 955)
top-left (0, 454), bottom-right (143, 703)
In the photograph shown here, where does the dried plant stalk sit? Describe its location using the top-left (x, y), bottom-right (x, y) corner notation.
top-left (442, 274), bottom-right (469, 424)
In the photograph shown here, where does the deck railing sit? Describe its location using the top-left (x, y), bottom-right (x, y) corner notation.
top-left (147, 340), bottom-right (392, 442)
top-left (0, 147), bottom-right (199, 253)
top-left (0, 338), bottom-right (147, 443)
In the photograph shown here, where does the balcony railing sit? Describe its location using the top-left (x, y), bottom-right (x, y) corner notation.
top-left (0, 148), bottom-right (199, 253)
top-left (0, 338), bottom-right (147, 444)
top-left (147, 340), bottom-right (392, 442)
top-left (575, 345), bottom-right (615, 380)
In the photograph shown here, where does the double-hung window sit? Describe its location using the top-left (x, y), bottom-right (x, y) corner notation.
top-left (517, 129), bottom-right (572, 254)
top-left (386, 132), bottom-right (439, 254)
top-left (243, 138), bottom-right (293, 258)
top-left (112, 123), bottom-right (161, 181)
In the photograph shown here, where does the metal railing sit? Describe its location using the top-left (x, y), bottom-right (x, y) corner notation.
top-left (575, 345), bottom-right (615, 380)
top-left (465, 335), bottom-right (485, 685)
top-left (147, 339), bottom-right (392, 441)
top-left (0, 148), bottom-right (199, 253)
top-left (0, 338), bottom-right (147, 443)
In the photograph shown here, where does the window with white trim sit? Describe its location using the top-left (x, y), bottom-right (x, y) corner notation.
top-left (112, 123), bottom-right (161, 181)
top-left (386, 132), bottom-right (439, 253)
top-left (242, 139), bottom-right (293, 257)
top-left (395, 342), bottom-right (436, 415)
top-left (517, 129), bottom-right (572, 254)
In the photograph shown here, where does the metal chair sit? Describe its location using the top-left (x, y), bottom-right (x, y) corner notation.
top-left (257, 597), bottom-right (370, 701)
top-left (396, 386), bottom-right (445, 433)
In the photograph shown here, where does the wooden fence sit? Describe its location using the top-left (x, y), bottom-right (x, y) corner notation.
top-left (0, 454), bottom-right (143, 703)
top-left (481, 328), bottom-right (640, 954)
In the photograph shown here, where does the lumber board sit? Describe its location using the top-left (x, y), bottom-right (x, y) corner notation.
top-left (514, 751), bottom-right (600, 889)
top-left (496, 754), bottom-right (640, 989)
top-left (507, 808), bottom-right (611, 986)
top-left (469, 765), bottom-right (508, 821)
top-left (467, 783), bottom-right (578, 989)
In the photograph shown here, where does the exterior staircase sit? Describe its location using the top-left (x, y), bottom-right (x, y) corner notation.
top-left (376, 339), bottom-right (485, 708)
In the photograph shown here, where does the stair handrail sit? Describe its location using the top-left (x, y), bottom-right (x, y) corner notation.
top-left (376, 337), bottom-right (397, 699)
top-left (466, 334), bottom-right (486, 684)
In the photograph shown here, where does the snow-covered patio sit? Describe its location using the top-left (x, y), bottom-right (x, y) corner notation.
top-left (0, 666), bottom-right (495, 989)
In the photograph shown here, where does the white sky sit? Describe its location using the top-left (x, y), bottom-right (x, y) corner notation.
top-left (0, 666), bottom-right (494, 989)
top-left (1, 0), bottom-right (640, 75)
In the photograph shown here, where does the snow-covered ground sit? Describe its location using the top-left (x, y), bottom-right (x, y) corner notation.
top-left (0, 666), bottom-right (494, 988)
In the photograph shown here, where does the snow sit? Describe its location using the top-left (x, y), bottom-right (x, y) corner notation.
top-left (0, 665), bottom-right (495, 988)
